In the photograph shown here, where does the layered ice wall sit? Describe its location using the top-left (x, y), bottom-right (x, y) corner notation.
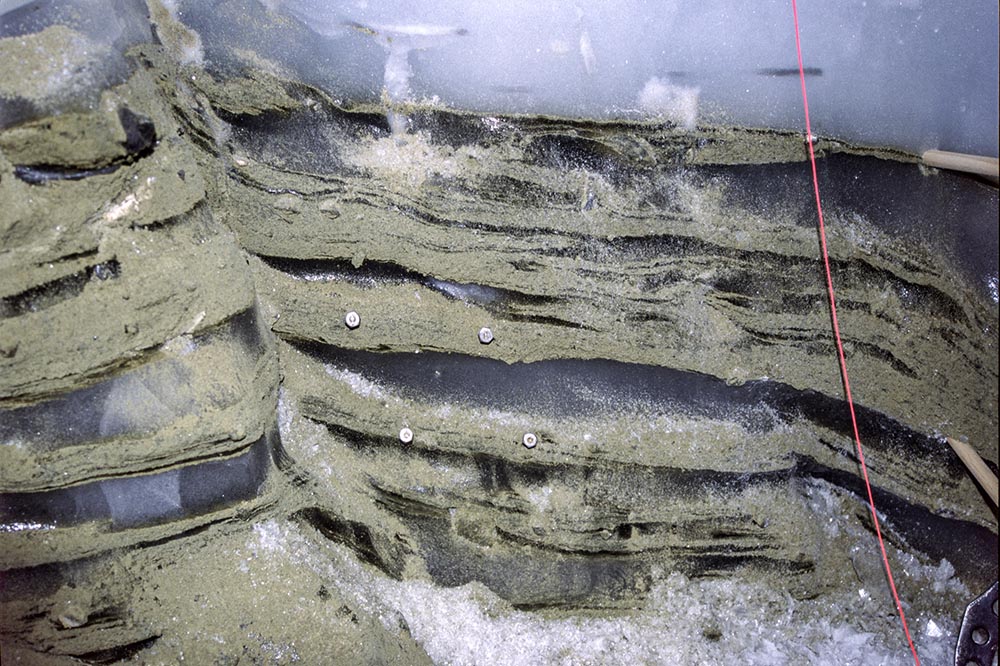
top-left (258, 0), bottom-right (998, 156)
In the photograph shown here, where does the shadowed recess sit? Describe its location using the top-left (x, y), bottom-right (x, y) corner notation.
top-left (0, 430), bottom-right (275, 530)
top-left (296, 341), bottom-right (955, 467)
top-left (0, 307), bottom-right (265, 451)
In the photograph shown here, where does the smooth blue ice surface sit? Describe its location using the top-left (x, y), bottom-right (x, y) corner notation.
top-left (4, 0), bottom-right (995, 155)
top-left (264, 0), bottom-right (998, 156)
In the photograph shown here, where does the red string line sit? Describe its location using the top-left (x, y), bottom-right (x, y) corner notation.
top-left (789, 2), bottom-right (921, 664)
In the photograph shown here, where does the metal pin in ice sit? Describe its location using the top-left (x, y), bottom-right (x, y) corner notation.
top-left (345, 311), bottom-right (361, 329)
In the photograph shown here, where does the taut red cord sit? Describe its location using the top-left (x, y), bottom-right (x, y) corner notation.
top-left (789, 1), bottom-right (921, 663)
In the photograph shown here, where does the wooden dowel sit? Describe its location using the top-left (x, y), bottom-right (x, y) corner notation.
top-left (946, 437), bottom-right (999, 507)
top-left (922, 149), bottom-right (999, 179)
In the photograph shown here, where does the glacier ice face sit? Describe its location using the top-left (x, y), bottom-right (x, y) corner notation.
top-left (3, 0), bottom-right (996, 153)
top-left (236, 0), bottom-right (999, 156)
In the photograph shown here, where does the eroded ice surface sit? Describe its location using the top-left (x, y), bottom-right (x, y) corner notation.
top-left (248, 517), bottom-right (962, 666)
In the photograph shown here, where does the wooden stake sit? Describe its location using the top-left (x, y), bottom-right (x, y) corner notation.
top-left (922, 149), bottom-right (999, 180)
top-left (946, 437), bottom-right (999, 507)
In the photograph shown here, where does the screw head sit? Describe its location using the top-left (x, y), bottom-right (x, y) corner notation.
top-left (345, 311), bottom-right (361, 329)
top-left (478, 327), bottom-right (494, 344)
top-left (522, 432), bottom-right (537, 449)
top-left (399, 427), bottom-right (413, 444)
